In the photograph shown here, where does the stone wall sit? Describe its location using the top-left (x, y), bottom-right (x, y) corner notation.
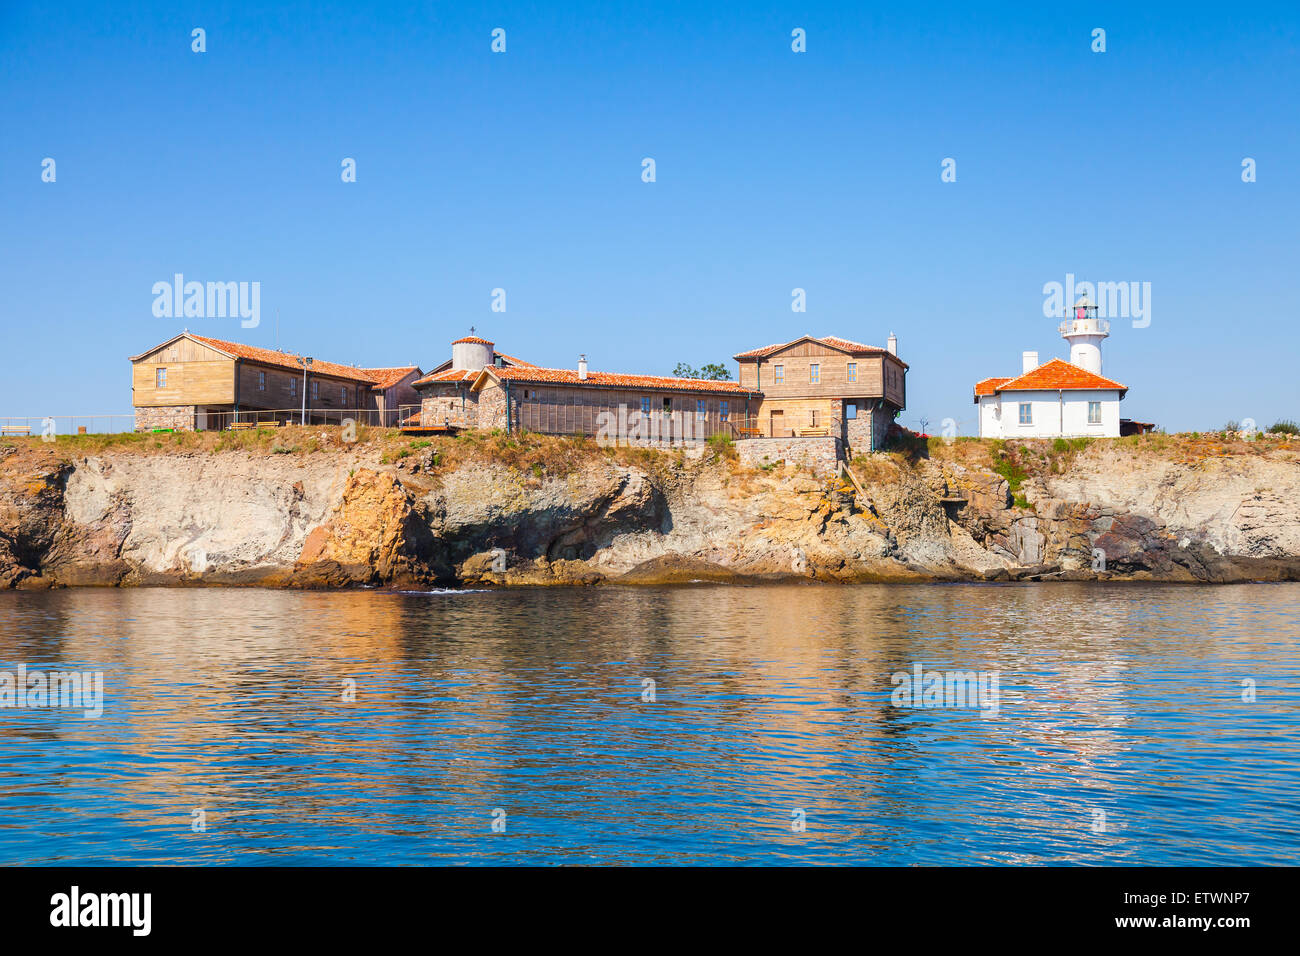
top-left (846, 413), bottom-right (873, 454)
top-left (736, 436), bottom-right (843, 476)
top-left (421, 393), bottom-right (475, 427)
top-left (134, 405), bottom-right (196, 432)
top-left (873, 405), bottom-right (893, 451)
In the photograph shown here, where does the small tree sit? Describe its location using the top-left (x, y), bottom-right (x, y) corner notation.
top-left (672, 362), bottom-right (732, 381)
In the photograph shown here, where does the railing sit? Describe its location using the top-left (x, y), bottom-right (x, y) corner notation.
top-left (0, 414), bottom-right (137, 437)
top-left (220, 407), bottom-right (415, 430)
top-left (0, 408), bottom-right (419, 437)
top-left (1059, 318), bottom-right (1111, 336)
top-left (733, 416), bottom-right (849, 440)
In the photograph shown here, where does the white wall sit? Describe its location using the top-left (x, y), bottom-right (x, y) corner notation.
top-left (979, 390), bottom-right (1121, 438)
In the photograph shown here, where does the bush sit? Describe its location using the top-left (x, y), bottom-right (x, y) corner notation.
top-left (990, 449), bottom-right (1029, 494)
top-left (1268, 420), bottom-right (1299, 436)
top-left (707, 433), bottom-right (737, 459)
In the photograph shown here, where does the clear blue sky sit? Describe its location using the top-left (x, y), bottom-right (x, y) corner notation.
top-left (2, 1), bottom-right (1297, 432)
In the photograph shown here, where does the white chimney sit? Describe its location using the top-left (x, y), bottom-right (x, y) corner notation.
top-left (578, 354), bottom-right (588, 380)
top-left (887, 332), bottom-right (898, 355)
top-left (1022, 350), bottom-right (1039, 374)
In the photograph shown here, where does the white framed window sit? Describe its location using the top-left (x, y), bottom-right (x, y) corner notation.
top-left (847, 362), bottom-right (857, 383)
top-left (846, 403), bottom-right (857, 420)
top-left (1018, 403), bottom-right (1032, 425)
top-left (342, 386), bottom-right (349, 406)
top-left (1088, 401), bottom-right (1102, 424)
top-left (289, 377), bottom-right (297, 396)
top-left (720, 400), bottom-right (729, 422)
top-left (641, 396), bottom-right (651, 416)
top-left (696, 399), bottom-right (706, 421)
top-left (155, 367), bottom-right (167, 388)
top-left (311, 380), bottom-right (319, 400)
top-left (810, 363), bottom-right (820, 384)
top-left (257, 371), bottom-right (266, 391)
top-left (773, 364), bottom-right (785, 384)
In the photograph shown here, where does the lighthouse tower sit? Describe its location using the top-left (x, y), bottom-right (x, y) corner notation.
top-left (1060, 294), bottom-right (1109, 374)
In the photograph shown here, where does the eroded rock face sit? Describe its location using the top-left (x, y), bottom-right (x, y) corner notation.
top-left (0, 443), bottom-right (1297, 588)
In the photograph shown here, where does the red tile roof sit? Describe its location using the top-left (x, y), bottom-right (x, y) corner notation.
top-left (413, 368), bottom-right (478, 386)
top-left (453, 335), bottom-right (494, 345)
top-left (974, 377), bottom-right (1012, 397)
top-left (481, 365), bottom-right (756, 394)
top-left (976, 359), bottom-right (1127, 396)
top-left (360, 366), bottom-right (420, 390)
top-left (494, 351), bottom-right (535, 368)
top-left (187, 334), bottom-right (381, 384)
top-left (734, 334), bottom-right (905, 366)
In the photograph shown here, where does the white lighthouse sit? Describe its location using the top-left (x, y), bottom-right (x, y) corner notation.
top-left (1059, 294), bottom-right (1110, 374)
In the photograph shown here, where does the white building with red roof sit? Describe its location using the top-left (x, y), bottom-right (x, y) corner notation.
top-left (974, 297), bottom-right (1129, 438)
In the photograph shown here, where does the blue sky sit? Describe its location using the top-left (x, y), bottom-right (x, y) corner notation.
top-left (2, 1), bottom-right (1297, 432)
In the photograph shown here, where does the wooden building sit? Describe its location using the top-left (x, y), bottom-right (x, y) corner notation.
top-left (414, 336), bottom-right (758, 442)
top-left (733, 334), bottom-right (908, 452)
top-left (359, 366), bottom-right (423, 425)
top-left (130, 331), bottom-right (419, 430)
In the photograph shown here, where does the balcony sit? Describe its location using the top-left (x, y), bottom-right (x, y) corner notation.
top-left (1059, 317), bottom-right (1110, 336)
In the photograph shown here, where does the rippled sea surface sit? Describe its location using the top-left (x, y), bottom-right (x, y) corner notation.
top-left (1, 583), bottom-right (1298, 865)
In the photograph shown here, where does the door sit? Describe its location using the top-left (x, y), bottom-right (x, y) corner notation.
top-left (769, 409), bottom-right (783, 437)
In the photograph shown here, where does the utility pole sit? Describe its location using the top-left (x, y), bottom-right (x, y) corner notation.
top-left (297, 355), bottom-right (313, 425)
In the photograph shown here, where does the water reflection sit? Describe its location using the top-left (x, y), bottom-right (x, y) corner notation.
top-left (0, 583), bottom-right (1297, 864)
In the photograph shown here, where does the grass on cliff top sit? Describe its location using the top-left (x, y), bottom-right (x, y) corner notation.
top-left (4, 423), bottom-right (1291, 479)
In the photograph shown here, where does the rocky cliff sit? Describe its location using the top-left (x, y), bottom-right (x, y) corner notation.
top-left (1, 430), bottom-right (1297, 589)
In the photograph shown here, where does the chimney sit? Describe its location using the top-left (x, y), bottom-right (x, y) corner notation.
top-left (887, 332), bottom-right (898, 355)
top-left (578, 354), bottom-right (588, 380)
top-left (1022, 350), bottom-right (1039, 374)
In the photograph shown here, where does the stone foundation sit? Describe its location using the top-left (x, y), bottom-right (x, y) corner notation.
top-left (736, 436), bottom-right (843, 476)
top-left (134, 405), bottom-right (195, 432)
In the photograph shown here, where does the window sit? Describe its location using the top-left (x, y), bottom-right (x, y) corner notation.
top-left (289, 377), bottom-right (297, 397)
top-left (773, 364), bottom-right (785, 384)
top-left (810, 363), bottom-right (820, 384)
top-left (257, 371), bottom-right (266, 391)
top-left (810, 410), bottom-right (819, 427)
top-left (662, 397), bottom-right (672, 412)
top-left (311, 380), bottom-right (319, 400)
top-left (155, 367), bottom-right (167, 388)
top-left (641, 396), bottom-right (651, 416)
top-left (846, 403), bottom-right (857, 420)
top-left (696, 399), bottom-right (706, 421)
top-left (341, 386), bottom-right (349, 406)
top-left (847, 363), bottom-right (857, 383)
top-left (1088, 401), bottom-right (1102, 424)
top-left (1018, 403), bottom-right (1032, 425)
top-left (720, 400), bottom-right (729, 422)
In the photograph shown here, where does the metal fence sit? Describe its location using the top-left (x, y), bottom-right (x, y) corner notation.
top-left (0, 407), bottom-right (413, 437)
top-left (214, 407), bottom-right (403, 430)
top-left (0, 414), bottom-right (138, 437)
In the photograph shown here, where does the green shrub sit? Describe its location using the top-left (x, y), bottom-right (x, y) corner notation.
top-left (991, 454), bottom-right (1029, 493)
top-left (1268, 420), bottom-right (1299, 436)
top-left (707, 433), bottom-right (737, 459)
